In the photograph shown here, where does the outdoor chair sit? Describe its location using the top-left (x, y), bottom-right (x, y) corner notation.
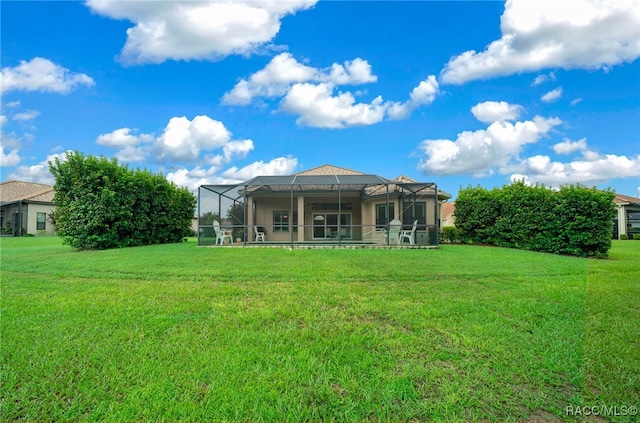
top-left (399, 220), bottom-right (418, 245)
top-left (388, 219), bottom-right (402, 245)
top-left (254, 226), bottom-right (266, 242)
top-left (213, 220), bottom-right (233, 245)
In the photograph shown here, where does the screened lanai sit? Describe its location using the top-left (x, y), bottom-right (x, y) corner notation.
top-left (198, 173), bottom-right (448, 248)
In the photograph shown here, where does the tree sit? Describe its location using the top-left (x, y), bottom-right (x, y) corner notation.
top-left (49, 151), bottom-right (196, 250)
top-left (226, 202), bottom-right (245, 239)
top-left (199, 212), bottom-right (220, 225)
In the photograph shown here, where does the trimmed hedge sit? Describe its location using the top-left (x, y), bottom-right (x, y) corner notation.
top-left (49, 152), bottom-right (196, 250)
top-left (455, 182), bottom-right (616, 257)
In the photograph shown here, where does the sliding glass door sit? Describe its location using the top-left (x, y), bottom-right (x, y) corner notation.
top-left (312, 213), bottom-right (352, 239)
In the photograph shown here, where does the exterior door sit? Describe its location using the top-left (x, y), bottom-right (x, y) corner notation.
top-left (312, 213), bottom-right (351, 239)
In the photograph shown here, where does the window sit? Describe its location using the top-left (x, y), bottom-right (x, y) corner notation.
top-left (627, 211), bottom-right (640, 237)
top-left (375, 203), bottom-right (394, 228)
top-left (273, 211), bottom-right (298, 232)
top-left (402, 201), bottom-right (426, 229)
top-left (37, 212), bottom-right (46, 231)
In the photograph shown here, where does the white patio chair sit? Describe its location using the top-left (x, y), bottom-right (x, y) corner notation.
top-left (254, 226), bottom-right (266, 242)
top-left (399, 220), bottom-right (418, 245)
top-left (213, 220), bottom-right (233, 245)
top-left (388, 219), bottom-right (402, 245)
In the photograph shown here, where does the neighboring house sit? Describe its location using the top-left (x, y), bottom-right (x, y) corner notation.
top-left (441, 201), bottom-right (456, 227)
top-left (613, 194), bottom-right (640, 239)
top-left (0, 180), bottom-right (56, 236)
top-left (198, 164), bottom-right (451, 246)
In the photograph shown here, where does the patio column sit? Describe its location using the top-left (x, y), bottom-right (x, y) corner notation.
top-left (297, 196), bottom-right (304, 242)
top-left (247, 197), bottom-right (254, 240)
top-left (617, 205), bottom-right (626, 238)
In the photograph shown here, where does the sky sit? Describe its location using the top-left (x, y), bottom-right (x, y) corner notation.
top-left (1, 0), bottom-right (639, 200)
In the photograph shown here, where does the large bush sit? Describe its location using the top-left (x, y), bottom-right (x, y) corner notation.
top-left (49, 151), bottom-right (196, 250)
top-left (455, 182), bottom-right (616, 257)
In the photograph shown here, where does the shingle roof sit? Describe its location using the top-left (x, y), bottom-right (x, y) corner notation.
top-left (614, 193), bottom-right (640, 205)
top-left (441, 201), bottom-right (456, 219)
top-left (295, 164), bottom-right (364, 176)
top-left (0, 180), bottom-right (55, 203)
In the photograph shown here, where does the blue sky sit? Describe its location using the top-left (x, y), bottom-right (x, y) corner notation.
top-left (1, 0), bottom-right (639, 199)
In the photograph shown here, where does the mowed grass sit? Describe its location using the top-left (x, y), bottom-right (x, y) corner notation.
top-left (1, 237), bottom-right (638, 422)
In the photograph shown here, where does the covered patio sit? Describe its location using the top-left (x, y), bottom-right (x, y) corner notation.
top-left (198, 172), bottom-right (448, 248)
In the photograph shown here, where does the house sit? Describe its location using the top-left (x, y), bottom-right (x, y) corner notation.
top-left (198, 164), bottom-right (451, 246)
top-left (441, 201), bottom-right (456, 227)
top-left (613, 193), bottom-right (640, 239)
top-left (0, 180), bottom-right (56, 236)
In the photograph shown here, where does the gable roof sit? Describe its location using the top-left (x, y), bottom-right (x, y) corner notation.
top-left (295, 164), bottom-right (364, 176)
top-left (0, 180), bottom-right (55, 204)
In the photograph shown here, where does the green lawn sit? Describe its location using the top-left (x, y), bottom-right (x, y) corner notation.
top-left (1, 237), bottom-right (638, 422)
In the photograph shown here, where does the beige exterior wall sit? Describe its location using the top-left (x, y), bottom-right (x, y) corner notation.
top-left (1, 203), bottom-right (56, 235)
top-left (251, 193), bottom-right (371, 241)
top-left (248, 194), bottom-right (439, 242)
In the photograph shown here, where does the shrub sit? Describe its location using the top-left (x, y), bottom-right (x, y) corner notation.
top-left (620, 234), bottom-right (629, 240)
top-left (49, 151), bottom-right (196, 250)
top-left (455, 182), bottom-right (616, 257)
top-left (441, 226), bottom-right (460, 243)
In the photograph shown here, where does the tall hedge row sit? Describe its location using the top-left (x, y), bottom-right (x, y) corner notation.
top-left (49, 152), bottom-right (196, 250)
top-left (455, 182), bottom-right (616, 257)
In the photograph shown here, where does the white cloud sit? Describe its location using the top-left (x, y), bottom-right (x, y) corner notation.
top-left (7, 151), bottom-right (71, 184)
top-left (570, 98), bottom-right (583, 106)
top-left (221, 156), bottom-right (298, 182)
top-left (0, 57), bottom-right (94, 94)
top-left (0, 146), bottom-right (21, 167)
top-left (440, 0), bottom-right (640, 84)
top-left (86, 0), bottom-right (317, 64)
top-left (222, 53), bottom-right (377, 105)
top-left (0, 115), bottom-right (7, 127)
top-left (280, 82), bottom-right (387, 128)
top-left (97, 127), bottom-right (151, 148)
top-left (12, 110), bottom-right (40, 121)
top-left (387, 76), bottom-right (439, 119)
top-left (223, 53), bottom-right (437, 126)
top-left (418, 105), bottom-right (562, 175)
top-left (166, 166), bottom-right (223, 192)
top-left (156, 115), bottom-right (233, 162)
top-left (5, 100), bottom-right (21, 108)
top-left (470, 101), bottom-right (523, 123)
top-left (509, 152), bottom-right (640, 187)
top-left (222, 139), bottom-right (254, 162)
top-left (531, 72), bottom-right (556, 86)
top-left (166, 156), bottom-right (297, 191)
top-left (98, 116), bottom-right (255, 165)
top-left (541, 87), bottom-right (563, 102)
top-left (324, 57), bottom-right (378, 85)
top-left (96, 127), bottom-right (154, 163)
top-left (552, 137), bottom-right (587, 154)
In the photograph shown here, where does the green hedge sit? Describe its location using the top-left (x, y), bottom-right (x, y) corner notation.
top-left (455, 182), bottom-right (616, 257)
top-left (49, 152), bottom-right (196, 250)
top-left (440, 226), bottom-right (461, 243)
